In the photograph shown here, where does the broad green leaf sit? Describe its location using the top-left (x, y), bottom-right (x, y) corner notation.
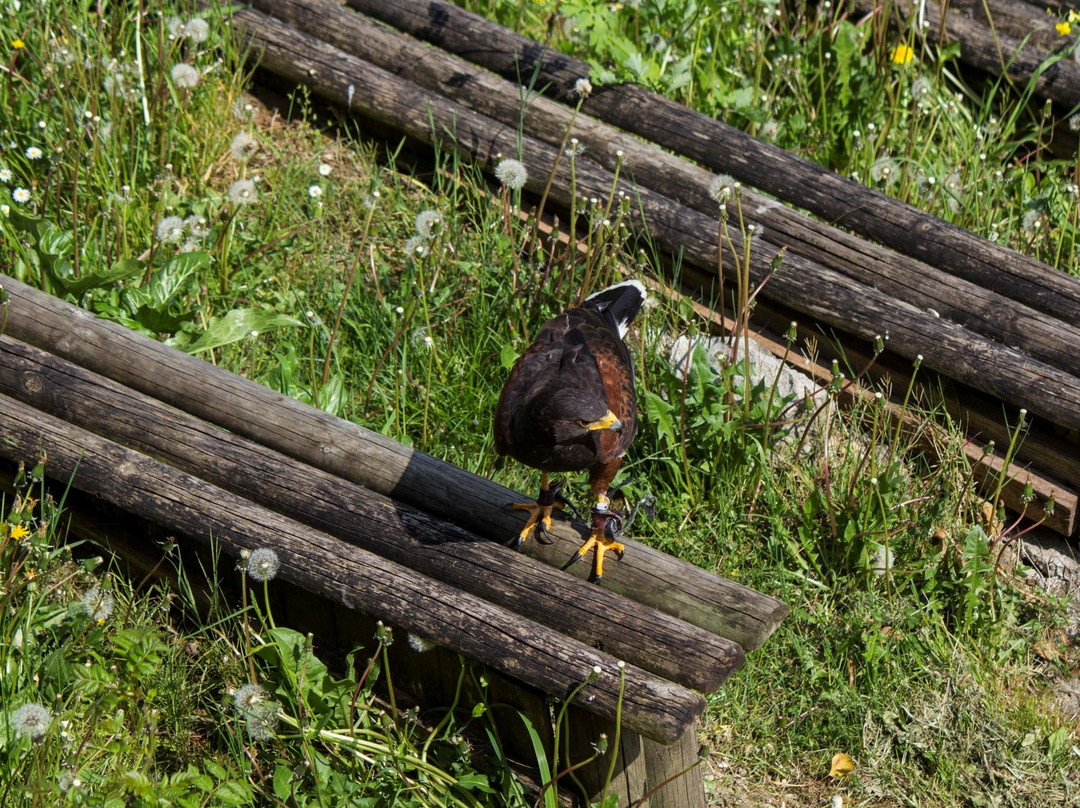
top-left (186, 308), bottom-right (303, 354)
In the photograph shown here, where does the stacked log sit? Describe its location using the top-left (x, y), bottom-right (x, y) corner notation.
top-left (232, 0), bottom-right (1080, 537)
top-left (0, 273), bottom-right (790, 806)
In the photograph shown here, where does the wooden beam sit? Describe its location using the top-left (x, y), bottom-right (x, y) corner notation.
top-left (0, 390), bottom-right (703, 744)
top-left (0, 334), bottom-right (746, 693)
top-left (0, 275), bottom-right (788, 651)
top-left (225, 11), bottom-right (1080, 438)
top-left (251, 0), bottom-right (1080, 381)
top-left (344, 0), bottom-right (1080, 325)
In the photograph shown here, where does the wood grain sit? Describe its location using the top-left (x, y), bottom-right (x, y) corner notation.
top-left (0, 391), bottom-right (704, 744)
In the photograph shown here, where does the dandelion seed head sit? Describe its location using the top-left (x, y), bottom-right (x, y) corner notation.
top-left (708, 174), bottom-right (736, 204)
top-left (235, 684), bottom-right (264, 710)
top-left (414, 209), bottom-right (444, 239)
top-left (1021, 209), bottom-right (1043, 233)
top-left (407, 633), bottom-right (436, 653)
top-left (81, 587), bottom-right (115, 622)
top-left (573, 77), bottom-right (593, 98)
top-left (170, 63), bottom-right (200, 88)
top-left (494, 158), bottom-right (528, 190)
top-left (227, 178), bottom-right (257, 206)
top-left (232, 98), bottom-right (255, 122)
top-left (184, 18), bottom-right (209, 43)
top-left (11, 703), bottom-right (50, 740)
top-left (403, 234), bottom-right (429, 258)
top-left (166, 16), bottom-right (186, 37)
top-left (246, 547), bottom-right (279, 582)
top-left (229, 131), bottom-right (257, 163)
top-left (155, 215), bottom-right (185, 243)
top-left (870, 156), bottom-right (899, 186)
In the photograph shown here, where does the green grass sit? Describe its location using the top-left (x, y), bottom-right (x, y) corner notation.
top-left (1, 0), bottom-right (1078, 806)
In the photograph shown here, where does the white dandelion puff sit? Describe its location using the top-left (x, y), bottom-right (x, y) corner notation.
top-left (245, 547), bottom-right (279, 582)
top-left (870, 156), bottom-right (899, 186)
top-left (404, 234), bottom-right (429, 258)
top-left (155, 215), bottom-right (185, 243)
top-left (11, 703), bottom-right (50, 740)
top-left (80, 588), bottom-right (115, 622)
top-left (708, 174), bottom-right (736, 204)
top-left (227, 179), bottom-right (257, 206)
top-left (229, 131), bottom-right (257, 163)
top-left (407, 633), bottom-right (436, 653)
top-left (170, 63), bottom-right (200, 88)
top-left (184, 18), bottom-right (209, 43)
top-left (494, 158), bottom-right (528, 190)
top-left (414, 209), bottom-right (444, 239)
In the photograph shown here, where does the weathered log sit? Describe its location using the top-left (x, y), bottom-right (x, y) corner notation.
top-left (853, 0), bottom-right (1080, 107)
top-left (0, 275), bottom-right (788, 651)
top-left (345, 0), bottom-right (1080, 324)
top-left (0, 333), bottom-right (745, 693)
top-left (226, 11), bottom-right (1080, 437)
top-left (668, 266), bottom-right (1077, 537)
top-left (0, 390), bottom-right (703, 744)
top-left (251, 0), bottom-right (1080, 381)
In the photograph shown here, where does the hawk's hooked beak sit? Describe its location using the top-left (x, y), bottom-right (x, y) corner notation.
top-left (581, 411), bottom-right (623, 433)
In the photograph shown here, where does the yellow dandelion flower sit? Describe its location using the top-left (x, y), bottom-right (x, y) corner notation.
top-left (1056, 21), bottom-right (1071, 36)
top-left (890, 44), bottom-right (914, 65)
top-left (9, 523), bottom-right (31, 540)
top-left (12, 39), bottom-right (25, 49)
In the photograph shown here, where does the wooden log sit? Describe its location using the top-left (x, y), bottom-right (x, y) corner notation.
top-left (250, 0), bottom-right (1080, 382)
top-left (345, 0), bottom-right (1080, 325)
top-left (0, 333), bottom-right (745, 693)
top-left (225, 13), bottom-right (1080, 437)
top-left (852, 0), bottom-right (1080, 107)
top-left (0, 391), bottom-right (703, 744)
top-left (563, 707), bottom-right (650, 808)
top-left (0, 276), bottom-right (788, 652)
top-left (667, 266), bottom-right (1078, 537)
top-left (529, 193), bottom-right (1077, 534)
top-left (643, 722), bottom-right (706, 808)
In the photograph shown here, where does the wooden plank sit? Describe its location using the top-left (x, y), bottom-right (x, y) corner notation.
top-left (0, 391), bottom-right (703, 744)
top-left (0, 276), bottom-right (788, 653)
top-left (852, 0), bottom-right (1080, 107)
top-left (643, 723), bottom-right (706, 808)
top-left (345, 0), bottom-right (1080, 325)
top-left (563, 707), bottom-right (649, 808)
top-left (251, 0), bottom-right (1080, 381)
top-left (225, 11), bottom-right (1080, 437)
top-left (0, 333), bottom-right (746, 693)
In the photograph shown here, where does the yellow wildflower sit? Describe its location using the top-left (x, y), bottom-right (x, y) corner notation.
top-left (9, 523), bottom-right (30, 540)
top-left (890, 44), bottom-right (914, 65)
top-left (1056, 21), bottom-right (1071, 36)
top-left (829, 752), bottom-right (856, 778)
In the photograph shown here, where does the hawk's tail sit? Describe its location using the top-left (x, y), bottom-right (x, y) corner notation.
top-left (583, 279), bottom-right (647, 338)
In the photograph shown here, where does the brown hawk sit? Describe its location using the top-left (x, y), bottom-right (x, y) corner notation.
top-left (494, 280), bottom-right (646, 581)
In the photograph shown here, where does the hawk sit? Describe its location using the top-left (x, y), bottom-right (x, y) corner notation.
top-left (494, 280), bottom-right (646, 581)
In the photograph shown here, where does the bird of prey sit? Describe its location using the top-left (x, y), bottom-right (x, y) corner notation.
top-left (494, 279), bottom-right (646, 582)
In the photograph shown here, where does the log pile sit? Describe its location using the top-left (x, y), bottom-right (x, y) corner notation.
top-left (233, 0), bottom-right (1080, 541)
top-left (0, 274), bottom-right (787, 807)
